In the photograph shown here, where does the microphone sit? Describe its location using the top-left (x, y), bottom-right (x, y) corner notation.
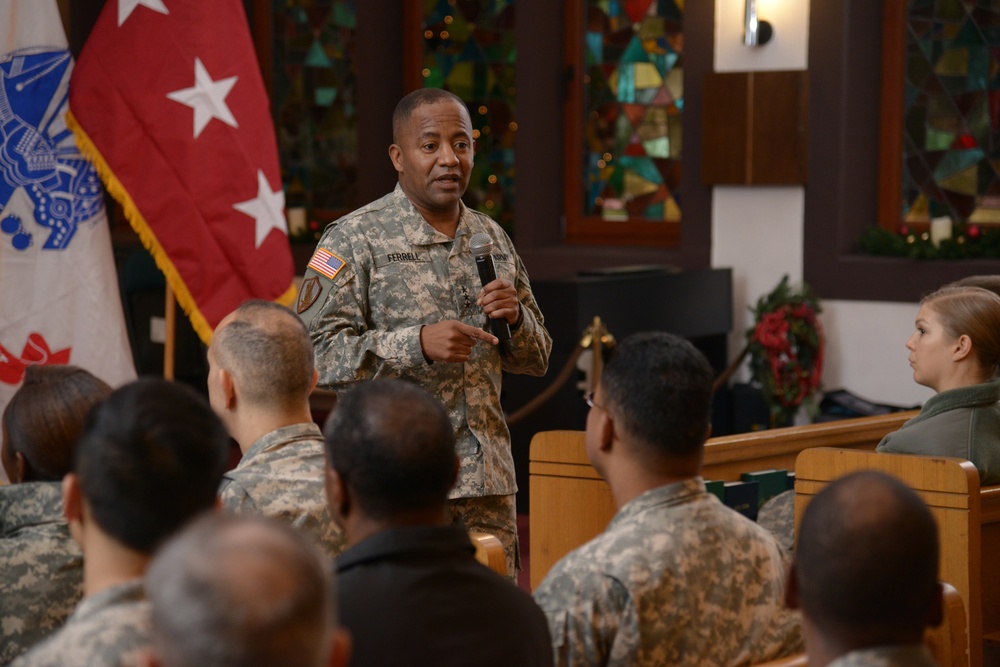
top-left (469, 233), bottom-right (512, 344)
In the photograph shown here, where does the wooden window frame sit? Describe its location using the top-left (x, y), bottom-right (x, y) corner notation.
top-left (561, 1), bottom-right (680, 248)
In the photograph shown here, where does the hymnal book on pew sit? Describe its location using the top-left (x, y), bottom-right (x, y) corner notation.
top-left (705, 480), bottom-right (725, 501)
top-left (724, 480), bottom-right (759, 520)
top-left (741, 469), bottom-right (790, 510)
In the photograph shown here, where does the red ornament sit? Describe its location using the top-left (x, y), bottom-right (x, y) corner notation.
top-left (309, 220), bottom-right (320, 231)
top-left (899, 224), bottom-right (910, 236)
top-left (968, 224), bottom-right (981, 239)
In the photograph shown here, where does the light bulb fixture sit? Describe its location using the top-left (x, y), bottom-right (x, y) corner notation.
top-left (744, 0), bottom-right (774, 47)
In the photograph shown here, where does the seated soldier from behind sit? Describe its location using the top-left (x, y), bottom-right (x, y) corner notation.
top-left (0, 365), bottom-right (111, 662)
top-left (787, 470), bottom-right (941, 667)
top-left (209, 300), bottom-right (344, 557)
top-left (145, 513), bottom-right (351, 667)
top-left (533, 332), bottom-right (803, 667)
top-left (12, 378), bottom-right (229, 667)
top-left (323, 379), bottom-right (553, 667)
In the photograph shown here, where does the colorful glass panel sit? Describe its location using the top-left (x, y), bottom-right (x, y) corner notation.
top-left (583, 0), bottom-right (682, 223)
top-left (901, 0), bottom-right (1000, 226)
top-left (419, 0), bottom-right (517, 234)
top-left (272, 0), bottom-right (358, 221)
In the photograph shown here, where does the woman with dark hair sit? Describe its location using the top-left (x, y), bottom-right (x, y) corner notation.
top-left (0, 365), bottom-right (112, 662)
top-left (876, 285), bottom-right (1000, 484)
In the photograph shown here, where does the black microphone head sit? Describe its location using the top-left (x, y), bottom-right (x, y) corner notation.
top-left (469, 233), bottom-right (494, 258)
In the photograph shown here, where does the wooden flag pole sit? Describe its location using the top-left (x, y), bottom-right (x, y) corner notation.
top-left (163, 284), bottom-right (176, 380)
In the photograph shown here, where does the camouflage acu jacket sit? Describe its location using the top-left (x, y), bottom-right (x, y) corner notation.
top-left (0, 482), bottom-right (83, 664)
top-left (298, 185), bottom-right (551, 498)
top-left (11, 579), bottom-right (150, 667)
top-left (219, 422), bottom-right (346, 558)
top-left (533, 478), bottom-right (804, 667)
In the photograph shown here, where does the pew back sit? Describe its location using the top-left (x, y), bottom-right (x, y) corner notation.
top-left (528, 411), bottom-right (916, 590)
top-left (794, 447), bottom-right (996, 667)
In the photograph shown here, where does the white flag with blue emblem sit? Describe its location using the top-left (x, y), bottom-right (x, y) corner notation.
top-left (0, 0), bottom-right (136, 460)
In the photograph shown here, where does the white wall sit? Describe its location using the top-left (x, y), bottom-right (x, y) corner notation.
top-left (711, 0), bottom-right (926, 406)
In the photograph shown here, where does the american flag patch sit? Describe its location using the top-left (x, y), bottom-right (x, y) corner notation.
top-left (308, 249), bottom-right (347, 281)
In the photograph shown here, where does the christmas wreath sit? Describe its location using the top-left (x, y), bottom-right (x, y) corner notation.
top-left (746, 276), bottom-right (825, 427)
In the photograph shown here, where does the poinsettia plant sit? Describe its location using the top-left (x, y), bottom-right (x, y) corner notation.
top-left (747, 276), bottom-right (825, 427)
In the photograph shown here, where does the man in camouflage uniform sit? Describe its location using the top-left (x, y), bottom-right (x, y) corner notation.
top-left (209, 300), bottom-right (345, 558)
top-left (533, 332), bottom-right (803, 666)
top-left (0, 482), bottom-right (82, 663)
top-left (12, 379), bottom-right (228, 667)
top-left (298, 88), bottom-right (551, 577)
top-left (787, 471), bottom-right (941, 667)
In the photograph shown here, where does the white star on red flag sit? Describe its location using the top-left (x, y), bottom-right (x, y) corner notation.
top-left (166, 58), bottom-right (239, 138)
top-left (117, 0), bottom-right (168, 27)
top-left (234, 170), bottom-right (287, 248)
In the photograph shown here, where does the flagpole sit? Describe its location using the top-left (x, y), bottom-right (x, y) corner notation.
top-left (164, 284), bottom-right (176, 380)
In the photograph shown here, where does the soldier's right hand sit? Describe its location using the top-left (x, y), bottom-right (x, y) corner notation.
top-left (420, 320), bottom-right (499, 363)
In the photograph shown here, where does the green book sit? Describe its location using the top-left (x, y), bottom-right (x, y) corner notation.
top-left (741, 469), bottom-right (790, 511)
top-left (705, 479), bottom-right (725, 502)
top-left (724, 480), bottom-right (759, 521)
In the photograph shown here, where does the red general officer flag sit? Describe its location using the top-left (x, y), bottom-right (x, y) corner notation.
top-left (67, 0), bottom-right (296, 344)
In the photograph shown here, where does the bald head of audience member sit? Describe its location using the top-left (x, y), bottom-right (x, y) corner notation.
top-left (586, 331), bottom-right (715, 507)
top-left (788, 471), bottom-right (942, 665)
top-left (322, 379), bottom-right (458, 546)
top-left (145, 514), bottom-right (350, 667)
top-left (65, 378), bottom-right (229, 561)
top-left (1, 364), bottom-right (111, 484)
top-left (207, 300), bottom-right (318, 450)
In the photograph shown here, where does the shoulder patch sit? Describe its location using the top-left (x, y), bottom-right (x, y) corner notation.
top-left (307, 248), bottom-right (347, 281)
top-left (297, 276), bottom-right (322, 314)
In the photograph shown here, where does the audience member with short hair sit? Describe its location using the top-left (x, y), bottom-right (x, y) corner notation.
top-left (209, 300), bottom-right (344, 557)
top-left (533, 332), bottom-right (802, 666)
top-left (323, 379), bottom-right (553, 667)
top-left (0, 365), bottom-right (111, 662)
top-left (876, 285), bottom-right (1000, 483)
top-left (145, 513), bottom-right (350, 667)
top-left (787, 470), bottom-right (941, 667)
top-left (12, 378), bottom-right (229, 667)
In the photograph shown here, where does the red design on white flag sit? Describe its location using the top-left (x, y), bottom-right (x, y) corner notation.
top-left (68, 0), bottom-right (296, 344)
top-left (0, 334), bottom-right (72, 386)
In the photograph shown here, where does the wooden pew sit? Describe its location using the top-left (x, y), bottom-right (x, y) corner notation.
top-left (470, 531), bottom-right (507, 576)
top-left (795, 448), bottom-right (1000, 667)
top-left (528, 411), bottom-right (916, 590)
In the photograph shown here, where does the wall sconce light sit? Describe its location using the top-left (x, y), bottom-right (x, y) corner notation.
top-left (744, 0), bottom-right (774, 47)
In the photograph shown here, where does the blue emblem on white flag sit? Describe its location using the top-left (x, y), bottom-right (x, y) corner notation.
top-left (0, 47), bottom-right (104, 251)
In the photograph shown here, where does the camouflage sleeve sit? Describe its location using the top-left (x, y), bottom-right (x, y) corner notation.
top-left (297, 227), bottom-right (427, 390)
top-left (533, 563), bottom-right (630, 667)
top-left (500, 245), bottom-right (552, 377)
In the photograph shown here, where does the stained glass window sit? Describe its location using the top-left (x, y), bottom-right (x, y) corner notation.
top-left (418, 0), bottom-right (516, 233)
top-left (271, 0), bottom-right (358, 220)
top-left (901, 0), bottom-right (1000, 226)
top-left (583, 0), bottom-right (683, 223)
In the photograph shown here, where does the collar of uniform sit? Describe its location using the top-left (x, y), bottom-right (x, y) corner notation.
top-left (608, 476), bottom-right (706, 529)
top-left (391, 183), bottom-right (470, 247)
top-left (336, 523), bottom-right (476, 572)
top-left (0, 481), bottom-right (64, 537)
top-left (241, 422), bottom-right (323, 462)
top-left (908, 378), bottom-right (1000, 427)
top-left (829, 644), bottom-right (936, 667)
top-left (70, 578), bottom-right (146, 623)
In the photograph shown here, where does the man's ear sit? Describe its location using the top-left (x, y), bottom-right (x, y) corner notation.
top-left (928, 582), bottom-right (945, 628)
top-left (309, 369), bottom-right (319, 395)
top-left (325, 466), bottom-right (349, 526)
top-left (219, 368), bottom-right (236, 410)
top-left (62, 473), bottom-right (83, 524)
top-left (329, 627), bottom-right (352, 667)
top-left (388, 144), bottom-right (403, 173)
top-left (596, 408), bottom-right (615, 453)
top-left (784, 562), bottom-right (800, 610)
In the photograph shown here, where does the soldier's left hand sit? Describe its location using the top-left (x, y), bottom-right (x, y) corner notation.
top-left (477, 278), bottom-right (522, 326)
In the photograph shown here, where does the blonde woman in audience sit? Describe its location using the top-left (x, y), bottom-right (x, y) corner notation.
top-left (0, 365), bottom-right (111, 663)
top-left (877, 285), bottom-right (1000, 484)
